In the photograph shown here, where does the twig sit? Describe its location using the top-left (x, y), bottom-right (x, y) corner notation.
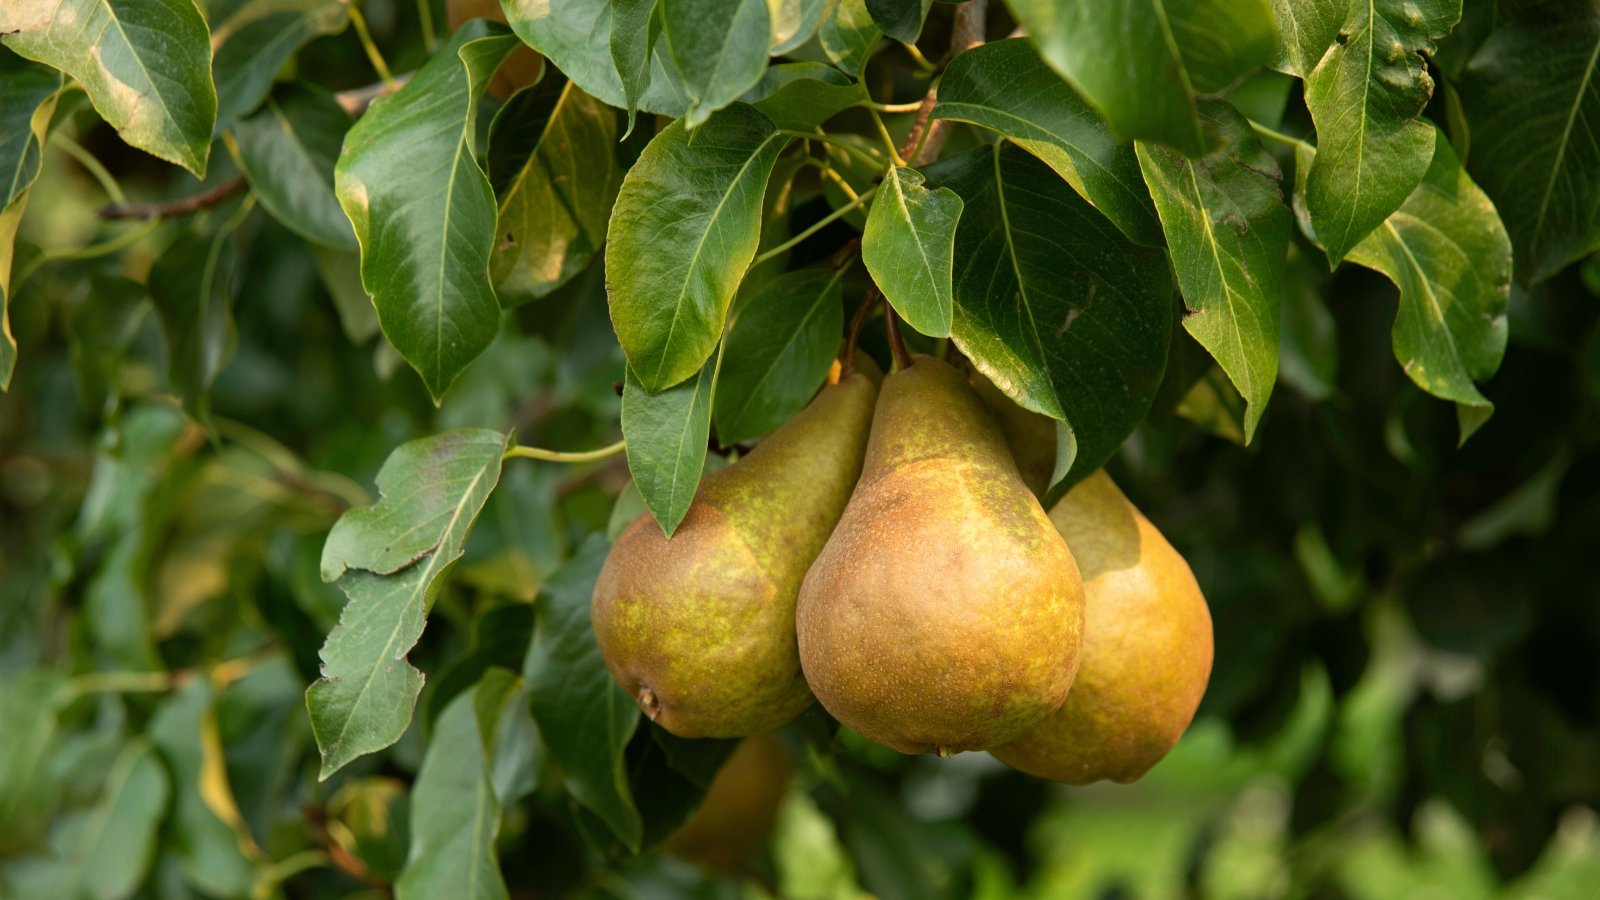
top-left (842, 286), bottom-right (881, 375)
top-left (98, 176), bottom-right (247, 221)
top-left (897, 0), bottom-right (989, 167)
top-left (504, 440), bottom-right (626, 463)
top-left (335, 74), bottom-right (411, 116)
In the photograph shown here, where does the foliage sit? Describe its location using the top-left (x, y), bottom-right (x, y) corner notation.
top-left (2, 0), bottom-right (1599, 897)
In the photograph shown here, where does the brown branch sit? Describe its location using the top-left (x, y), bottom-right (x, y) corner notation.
top-left (884, 299), bottom-right (912, 370)
top-left (897, 0), bottom-right (989, 167)
top-left (842, 286), bottom-right (882, 375)
top-left (98, 175), bottom-right (247, 221)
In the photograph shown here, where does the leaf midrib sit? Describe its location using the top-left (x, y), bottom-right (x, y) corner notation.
top-left (1529, 31), bottom-right (1600, 263)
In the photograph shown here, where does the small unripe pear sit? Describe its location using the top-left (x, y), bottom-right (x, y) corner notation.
top-left (664, 733), bottom-right (791, 872)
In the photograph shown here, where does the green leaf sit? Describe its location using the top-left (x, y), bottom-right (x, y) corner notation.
top-left (0, 671), bottom-right (66, 853)
top-left (1006, 0), bottom-right (1277, 156)
top-left (867, 0), bottom-right (931, 43)
top-left (1267, 0), bottom-right (1344, 77)
top-left (771, 0), bottom-right (828, 53)
top-left (310, 244), bottom-right (379, 342)
top-left (745, 61), bottom-right (869, 132)
top-left (0, 0), bottom-right (217, 175)
top-left (333, 22), bottom-right (517, 402)
top-left (606, 103), bottom-right (788, 392)
top-left (1342, 131), bottom-right (1510, 435)
top-left (926, 142), bottom-right (1174, 491)
top-left (0, 68), bottom-right (61, 391)
top-left (1302, 0), bottom-right (1459, 263)
top-left (819, 0), bottom-right (881, 77)
top-left (1459, 0), bottom-right (1600, 283)
top-left (147, 226), bottom-right (240, 426)
top-left (489, 76), bottom-right (622, 306)
top-left (659, 0), bottom-right (771, 127)
top-left (714, 267), bottom-right (846, 444)
top-left (232, 83), bottom-right (356, 248)
top-left (863, 166), bottom-right (963, 338)
top-left (1136, 101), bottom-right (1290, 442)
top-left (504, 0), bottom-right (689, 117)
top-left (524, 538), bottom-right (643, 851)
top-left (395, 670), bottom-right (519, 900)
top-left (207, 0), bottom-right (351, 127)
top-left (149, 680), bottom-right (258, 897)
top-left (321, 429), bottom-right (509, 580)
top-left (609, 0), bottom-right (657, 134)
top-left (621, 349), bottom-right (719, 537)
top-left (44, 740), bottom-right (169, 900)
top-left (1278, 244), bottom-right (1338, 400)
top-left (934, 39), bottom-right (1162, 247)
top-left (309, 428), bottom-right (512, 778)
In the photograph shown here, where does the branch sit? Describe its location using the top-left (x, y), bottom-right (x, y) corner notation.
top-left (98, 175), bottom-right (247, 221)
top-left (897, 0), bottom-right (989, 167)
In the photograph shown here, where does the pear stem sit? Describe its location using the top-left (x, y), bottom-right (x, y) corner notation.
top-left (884, 300), bottom-right (912, 371)
top-left (504, 440), bottom-right (626, 463)
top-left (842, 287), bottom-right (881, 376)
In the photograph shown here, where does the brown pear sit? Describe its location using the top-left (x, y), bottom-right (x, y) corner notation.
top-left (664, 733), bottom-right (791, 873)
top-left (592, 363), bottom-right (878, 738)
top-left (796, 355), bottom-right (1086, 755)
top-left (991, 471), bottom-right (1213, 783)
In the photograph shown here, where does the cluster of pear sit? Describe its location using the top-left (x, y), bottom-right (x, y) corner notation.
top-left (593, 347), bottom-right (1213, 784)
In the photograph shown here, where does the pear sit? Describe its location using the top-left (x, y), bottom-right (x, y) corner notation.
top-left (664, 733), bottom-right (791, 873)
top-left (592, 362), bottom-right (879, 738)
top-left (796, 355), bottom-right (1086, 755)
top-left (991, 471), bottom-right (1213, 783)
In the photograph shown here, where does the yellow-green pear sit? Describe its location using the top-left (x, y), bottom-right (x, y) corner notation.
top-left (991, 471), bottom-right (1213, 783)
top-left (664, 733), bottom-right (791, 872)
top-left (970, 370), bottom-right (1056, 499)
top-left (796, 355), bottom-right (1086, 755)
top-left (592, 362), bottom-right (879, 738)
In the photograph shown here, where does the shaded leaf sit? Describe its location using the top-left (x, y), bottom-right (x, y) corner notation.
top-left (659, 0), bottom-right (771, 128)
top-left (867, 0), bottom-right (931, 43)
top-left (333, 22), bottom-right (517, 402)
top-left (0, 671), bottom-right (65, 853)
top-left (0, 68), bottom-right (61, 390)
top-left (147, 226), bottom-right (240, 426)
top-left (621, 351), bottom-right (719, 537)
top-left (1267, 0), bottom-right (1344, 77)
top-left (1341, 131), bottom-right (1510, 436)
top-left (606, 103), bottom-right (787, 392)
top-left (490, 76), bottom-right (622, 306)
top-left (1006, 0), bottom-right (1277, 156)
top-left (863, 165), bottom-right (962, 338)
top-left (504, 0), bottom-right (690, 116)
top-left (232, 82), bottom-right (356, 248)
top-left (310, 244), bottom-right (379, 342)
top-left (1278, 244), bottom-right (1338, 400)
top-left (524, 538), bottom-right (643, 851)
top-left (714, 267), bottom-right (846, 444)
top-left (609, 0), bottom-right (657, 134)
top-left (208, 0), bottom-right (351, 127)
top-left (1136, 101), bottom-right (1290, 442)
top-left (1459, 0), bottom-right (1600, 283)
top-left (0, 0), bottom-right (216, 175)
top-left (309, 429), bottom-right (512, 778)
top-left (1302, 0), bottom-right (1459, 263)
top-left (395, 670), bottom-right (519, 900)
top-left (935, 39), bottom-right (1162, 247)
top-left (746, 61), bottom-right (869, 132)
top-left (819, 0), bottom-right (881, 77)
top-left (926, 142), bottom-right (1174, 493)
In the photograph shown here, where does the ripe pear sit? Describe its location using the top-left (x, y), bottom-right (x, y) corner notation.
top-left (796, 355), bottom-right (1086, 755)
top-left (991, 471), bottom-right (1213, 783)
top-left (592, 361), bottom-right (879, 738)
top-left (664, 733), bottom-right (791, 873)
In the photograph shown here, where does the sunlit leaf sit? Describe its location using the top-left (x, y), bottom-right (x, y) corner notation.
top-left (1267, 0), bottom-right (1344, 77)
top-left (863, 165), bottom-right (962, 338)
top-left (659, 0), bottom-right (771, 128)
top-left (621, 352), bottom-right (718, 536)
top-left (819, 0), bottom-right (880, 77)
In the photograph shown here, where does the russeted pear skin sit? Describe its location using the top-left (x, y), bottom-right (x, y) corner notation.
top-left (991, 472), bottom-right (1213, 784)
top-left (796, 355), bottom-right (1086, 755)
top-left (591, 367), bottom-right (879, 738)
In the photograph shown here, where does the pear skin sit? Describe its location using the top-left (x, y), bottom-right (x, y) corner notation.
top-left (664, 733), bottom-right (791, 873)
top-left (796, 355), bottom-right (1086, 755)
top-left (592, 367), bottom-right (878, 738)
top-left (991, 472), bottom-right (1213, 783)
